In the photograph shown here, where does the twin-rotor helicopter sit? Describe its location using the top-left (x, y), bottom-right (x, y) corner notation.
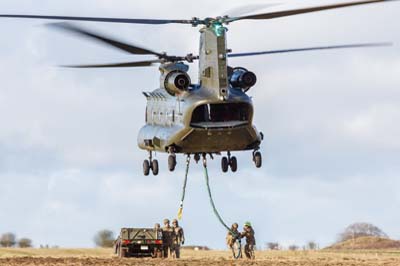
top-left (0, 0), bottom-right (396, 175)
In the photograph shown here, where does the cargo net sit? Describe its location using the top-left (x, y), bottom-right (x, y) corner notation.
top-left (177, 154), bottom-right (242, 259)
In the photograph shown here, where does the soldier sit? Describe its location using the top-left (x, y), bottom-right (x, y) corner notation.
top-left (153, 223), bottom-right (163, 258)
top-left (154, 223), bottom-right (163, 239)
top-left (171, 219), bottom-right (185, 259)
top-left (161, 218), bottom-right (175, 258)
top-left (241, 222), bottom-right (256, 259)
top-left (226, 223), bottom-right (241, 258)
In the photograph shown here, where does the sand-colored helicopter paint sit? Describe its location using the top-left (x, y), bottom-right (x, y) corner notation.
top-left (137, 25), bottom-right (262, 156)
top-left (0, 0), bottom-right (396, 174)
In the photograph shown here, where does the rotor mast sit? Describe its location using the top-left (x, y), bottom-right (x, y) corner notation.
top-left (198, 21), bottom-right (229, 100)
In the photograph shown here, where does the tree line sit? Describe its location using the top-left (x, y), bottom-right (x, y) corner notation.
top-left (1, 222), bottom-right (390, 249)
top-left (0, 233), bottom-right (32, 248)
top-left (265, 222), bottom-right (388, 251)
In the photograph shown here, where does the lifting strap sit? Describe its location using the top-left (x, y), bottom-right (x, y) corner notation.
top-left (202, 157), bottom-right (242, 260)
top-left (176, 155), bottom-right (242, 259)
top-left (177, 155), bottom-right (191, 220)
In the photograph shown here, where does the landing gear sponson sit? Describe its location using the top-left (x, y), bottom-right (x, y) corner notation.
top-left (142, 150), bottom-right (262, 175)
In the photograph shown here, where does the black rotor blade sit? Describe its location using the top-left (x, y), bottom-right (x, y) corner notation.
top-left (228, 0), bottom-right (398, 22)
top-left (0, 14), bottom-right (192, 25)
top-left (228, 42), bottom-right (392, 58)
top-left (61, 59), bottom-right (161, 68)
top-left (49, 22), bottom-right (162, 57)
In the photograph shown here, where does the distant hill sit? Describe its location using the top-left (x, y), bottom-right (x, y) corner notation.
top-left (327, 236), bottom-right (400, 250)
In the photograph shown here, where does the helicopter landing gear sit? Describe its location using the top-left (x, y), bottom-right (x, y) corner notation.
top-left (168, 155), bottom-right (177, 172)
top-left (152, 159), bottom-right (159, 175)
top-left (143, 151), bottom-right (159, 176)
top-left (221, 152), bottom-right (237, 173)
top-left (143, 160), bottom-right (150, 176)
top-left (230, 156), bottom-right (237, 172)
top-left (167, 147), bottom-right (177, 172)
top-left (221, 157), bottom-right (229, 173)
top-left (253, 150), bottom-right (262, 168)
top-left (194, 153), bottom-right (201, 164)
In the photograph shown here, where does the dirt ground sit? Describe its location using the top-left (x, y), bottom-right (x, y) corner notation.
top-left (1, 249), bottom-right (400, 266)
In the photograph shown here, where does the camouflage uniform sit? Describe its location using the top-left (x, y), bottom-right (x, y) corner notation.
top-left (172, 219), bottom-right (185, 259)
top-left (162, 219), bottom-right (175, 258)
top-left (226, 223), bottom-right (241, 258)
top-left (154, 223), bottom-right (163, 258)
top-left (241, 223), bottom-right (256, 259)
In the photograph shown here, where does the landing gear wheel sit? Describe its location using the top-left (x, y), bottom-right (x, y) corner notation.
top-left (221, 157), bottom-right (229, 173)
top-left (152, 159), bottom-right (159, 175)
top-left (254, 152), bottom-right (262, 168)
top-left (194, 153), bottom-right (201, 163)
top-left (230, 156), bottom-right (237, 172)
top-left (143, 160), bottom-right (150, 176)
top-left (168, 155), bottom-right (177, 172)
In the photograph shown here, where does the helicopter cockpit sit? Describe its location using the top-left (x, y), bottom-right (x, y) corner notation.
top-left (190, 102), bottom-right (251, 129)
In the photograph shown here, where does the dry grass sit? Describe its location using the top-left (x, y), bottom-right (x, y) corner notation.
top-left (1, 248), bottom-right (400, 265)
top-left (0, 248), bottom-right (112, 258)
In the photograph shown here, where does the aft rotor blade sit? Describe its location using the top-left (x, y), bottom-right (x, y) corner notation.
top-left (61, 60), bottom-right (161, 68)
top-left (49, 22), bottom-right (163, 57)
top-left (227, 0), bottom-right (398, 22)
top-left (222, 3), bottom-right (281, 18)
top-left (228, 42), bottom-right (392, 58)
top-left (0, 14), bottom-right (192, 25)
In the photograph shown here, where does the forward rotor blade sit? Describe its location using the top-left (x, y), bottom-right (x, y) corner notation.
top-left (0, 14), bottom-right (192, 25)
top-left (49, 22), bottom-right (162, 57)
top-left (228, 0), bottom-right (398, 22)
top-left (61, 60), bottom-right (161, 68)
top-left (228, 42), bottom-right (392, 58)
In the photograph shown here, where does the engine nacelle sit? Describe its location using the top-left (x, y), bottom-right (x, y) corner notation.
top-left (229, 67), bottom-right (257, 92)
top-left (164, 71), bottom-right (191, 96)
top-left (160, 63), bottom-right (191, 96)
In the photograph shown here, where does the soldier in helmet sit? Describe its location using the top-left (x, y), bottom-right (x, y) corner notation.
top-left (171, 219), bottom-right (185, 259)
top-left (162, 218), bottom-right (175, 258)
top-left (153, 223), bottom-right (163, 258)
top-left (241, 222), bottom-right (256, 259)
top-left (226, 223), bottom-right (241, 258)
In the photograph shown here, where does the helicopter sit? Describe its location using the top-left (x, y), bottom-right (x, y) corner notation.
top-left (0, 0), bottom-right (397, 176)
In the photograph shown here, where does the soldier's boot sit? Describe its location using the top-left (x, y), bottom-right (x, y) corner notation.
top-left (163, 247), bottom-right (169, 258)
top-left (244, 244), bottom-right (251, 259)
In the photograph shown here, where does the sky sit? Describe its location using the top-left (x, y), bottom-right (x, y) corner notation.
top-left (0, 0), bottom-right (399, 249)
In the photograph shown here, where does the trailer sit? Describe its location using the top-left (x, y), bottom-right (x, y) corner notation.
top-left (114, 228), bottom-right (163, 258)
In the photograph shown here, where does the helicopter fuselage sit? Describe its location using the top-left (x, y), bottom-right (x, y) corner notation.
top-left (137, 86), bottom-right (262, 154)
top-left (137, 24), bottom-right (262, 155)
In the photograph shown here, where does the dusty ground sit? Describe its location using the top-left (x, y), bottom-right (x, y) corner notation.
top-left (1, 248), bottom-right (400, 266)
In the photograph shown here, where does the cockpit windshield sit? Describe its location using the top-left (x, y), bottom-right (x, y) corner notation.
top-left (191, 103), bottom-right (251, 127)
